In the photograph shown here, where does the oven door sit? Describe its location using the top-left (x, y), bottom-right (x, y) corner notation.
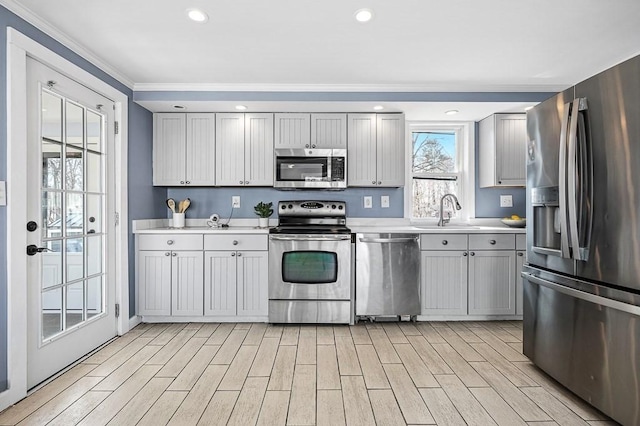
top-left (269, 234), bottom-right (352, 300)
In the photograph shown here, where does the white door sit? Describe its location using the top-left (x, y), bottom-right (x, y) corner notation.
top-left (26, 58), bottom-right (117, 388)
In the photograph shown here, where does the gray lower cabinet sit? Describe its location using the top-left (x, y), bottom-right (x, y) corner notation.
top-left (421, 250), bottom-right (468, 315)
top-left (204, 235), bottom-right (269, 317)
top-left (468, 250), bottom-right (516, 315)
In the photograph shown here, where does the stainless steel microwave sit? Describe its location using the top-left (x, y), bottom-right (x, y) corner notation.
top-left (274, 149), bottom-right (347, 189)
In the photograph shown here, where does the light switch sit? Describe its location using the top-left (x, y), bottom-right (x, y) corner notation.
top-left (500, 195), bottom-right (513, 208)
top-left (0, 181), bottom-right (6, 206)
top-left (381, 195), bottom-right (390, 208)
top-left (364, 196), bottom-right (373, 209)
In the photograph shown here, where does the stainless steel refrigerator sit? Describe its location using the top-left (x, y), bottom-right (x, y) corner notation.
top-left (523, 54), bottom-right (640, 426)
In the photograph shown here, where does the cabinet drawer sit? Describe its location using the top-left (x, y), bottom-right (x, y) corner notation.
top-left (469, 234), bottom-right (515, 250)
top-left (204, 234), bottom-right (268, 251)
top-left (138, 234), bottom-right (203, 251)
top-left (420, 234), bottom-right (467, 250)
top-left (516, 234), bottom-right (526, 250)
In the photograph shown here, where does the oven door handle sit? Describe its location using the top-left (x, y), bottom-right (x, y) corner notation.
top-left (269, 235), bottom-right (352, 241)
top-left (358, 237), bottom-right (418, 243)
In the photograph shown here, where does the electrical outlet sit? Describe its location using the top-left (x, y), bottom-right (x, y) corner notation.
top-left (500, 195), bottom-right (513, 208)
top-left (0, 181), bottom-right (6, 206)
top-left (364, 196), bottom-right (373, 209)
top-left (381, 195), bottom-right (390, 208)
top-left (232, 196), bottom-right (241, 208)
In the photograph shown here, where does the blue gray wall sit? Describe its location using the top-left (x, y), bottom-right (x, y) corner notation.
top-left (0, 6), bottom-right (157, 392)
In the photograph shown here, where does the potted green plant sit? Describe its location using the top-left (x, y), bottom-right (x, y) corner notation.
top-left (254, 201), bottom-right (273, 228)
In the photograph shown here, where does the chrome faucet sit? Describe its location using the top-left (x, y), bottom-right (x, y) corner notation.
top-left (437, 193), bottom-right (462, 226)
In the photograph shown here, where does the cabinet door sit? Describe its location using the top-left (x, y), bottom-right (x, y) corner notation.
top-left (515, 250), bottom-right (525, 316)
top-left (204, 251), bottom-right (237, 316)
top-left (376, 114), bottom-right (405, 186)
top-left (274, 113), bottom-right (311, 149)
top-left (347, 114), bottom-right (378, 186)
top-left (468, 250), bottom-right (516, 315)
top-left (245, 113), bottom-right (274, 186)
top-left (311, 113), bottom-right (347, 148)
top-left (186, 113), bottom-right (216, 185)
top-left (216, 113), bottom-right (245, 186)
top-left (171, 251), bottom-right (204, 316)
top-left (138, 250), bottom-right (172, 316)
top-left (236, 251), bottom-right (269, 316)
top-left (153, 113), bottom-right (186, 186)
top-left (421, 251), bottom-right (468, 316)
top-left (495, 114), bottom-right (526, 186)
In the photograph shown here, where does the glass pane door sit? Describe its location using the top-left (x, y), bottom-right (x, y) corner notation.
top-left (40, 88), bottom-right (106, 341)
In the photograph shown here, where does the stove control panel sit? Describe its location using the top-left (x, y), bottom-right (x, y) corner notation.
top-left (278, 200), bottom-right (346, 217)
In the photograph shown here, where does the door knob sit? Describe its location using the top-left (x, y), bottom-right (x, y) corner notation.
top-left (27, 221), bottom-right (38, 232)
top-left (26, 245), bottom-right (50, 256)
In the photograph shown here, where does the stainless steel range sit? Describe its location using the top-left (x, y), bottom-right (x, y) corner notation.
top-left (268, 200), bottom-right (353, 324)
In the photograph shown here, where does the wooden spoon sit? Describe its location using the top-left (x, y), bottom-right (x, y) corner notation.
top-left (177, 199), bottom-right (185, 213)
top-left (166, 198), bottom-right (176, 213)
top-left (182, 198), bottom-right (191, 213)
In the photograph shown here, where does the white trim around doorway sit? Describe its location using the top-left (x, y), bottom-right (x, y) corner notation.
top-left (1, 27), bottom-right (129, 410)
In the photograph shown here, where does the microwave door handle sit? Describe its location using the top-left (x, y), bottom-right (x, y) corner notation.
top-left (558, 101), bottom-right (571, 258)
top-left (576, 98), bottom-right (593, 261)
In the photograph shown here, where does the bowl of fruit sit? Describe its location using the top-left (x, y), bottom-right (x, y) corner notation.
top-left (501, 215), bottom-right (526, 228)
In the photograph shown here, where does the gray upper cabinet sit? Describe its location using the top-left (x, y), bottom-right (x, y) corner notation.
top-left (153, 113), bottom-right (215, 186)
top-left (311, 113), bottom-right (347, 148)
top-left (274, 113), bottom-right (311, 149)
top-left (348, 113), bottom-right (405, 187)
top-left (216, 113), bottom-right (274, 186)
top-left (479, 113), bottom-right (527, 187)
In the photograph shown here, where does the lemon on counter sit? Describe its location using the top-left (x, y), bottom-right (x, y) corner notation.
top-left (511, 214), bottom-right (521, 220)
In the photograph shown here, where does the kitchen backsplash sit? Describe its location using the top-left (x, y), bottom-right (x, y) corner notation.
top-left (166, 187), bottom-right (405, 219)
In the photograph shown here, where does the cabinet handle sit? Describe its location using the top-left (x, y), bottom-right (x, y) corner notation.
top-left (305, 144), bottom-right (310, 148)
top-left (489, 240), bottom-right (496, 245)
top-left (442, 240), bottom-right (448, 245)
top-left (470, 252), bottom-right (475, 256)
top-left (186, 181), bottom-right (190, 184)
top-left (237, 252), bottom-right (242, 257)
top-left (165, 252), bottom-right (170, 256)
top-left (231, 252), bottom-right (236, 257)
top-left (463, 252), bottom-right (468, 257)
top-left (245, 181), bottom-right (249, 184)
top-left (518, 252), bottom-right (524, 257)
top-left (312, 144), bottom-right (316, 148)
top-left (239, 180), bottom-right (243, 184)
top-left (372, 180), bottom-right (376, 185)
top-left (233, 240), bottom-right (239, 245)
top-left (378, 181), bottom-right (382, 185)
top-left (167, 240), bottom-right (174, 245)
top-left (172, 252), bottom-right (177, 257)
top-left (180, 181), bottom-right (185, 184)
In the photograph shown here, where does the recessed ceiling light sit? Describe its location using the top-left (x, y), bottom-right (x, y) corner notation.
top-left (173, 105), bottom-right (186, 110)
top-left (373, 105), bottom-right (384, 111)
top-left (186, 8), bottom-right (209, 23)
top-left (524, 106), bottom-right (534, 111)
top-left (354, 8), bottom-right (374, 23)
top-left (235, 105), bottom-right (248, 111)
top-left (445, 109), bottom-right (459, 115)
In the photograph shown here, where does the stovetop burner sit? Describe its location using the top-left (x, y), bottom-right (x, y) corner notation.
top-left (270, 200), bottom-right (351, 234)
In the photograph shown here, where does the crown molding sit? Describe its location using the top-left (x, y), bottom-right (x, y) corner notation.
top-left (133, 82), bottom-right (567, 93)
top-left (0, 0), bottom-right (135, 89)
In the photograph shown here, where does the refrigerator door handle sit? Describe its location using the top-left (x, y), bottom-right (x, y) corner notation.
top-left (575, 98), bottom-right (593, 261)
top-left (567, 99), bottom-right (581, 260)
top-left (522, 272), bottom-right (640, 316)
top-left (558, 102), bottom-right (571, 258)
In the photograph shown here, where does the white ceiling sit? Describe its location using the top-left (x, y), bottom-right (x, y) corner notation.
top-left (5, 0), bottom-right (640, 119)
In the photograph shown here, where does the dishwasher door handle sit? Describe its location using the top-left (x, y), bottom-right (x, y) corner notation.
top-left (358, 237), bottom-right (418, 243)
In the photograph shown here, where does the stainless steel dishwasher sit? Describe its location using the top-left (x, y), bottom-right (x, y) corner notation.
top-left (355, 233), bottom-right (420, 318)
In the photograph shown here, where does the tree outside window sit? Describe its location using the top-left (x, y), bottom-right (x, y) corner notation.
top-left (412, 131), bottom-right (461, 219)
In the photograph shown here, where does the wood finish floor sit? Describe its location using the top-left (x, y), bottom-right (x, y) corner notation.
top-left (0, 321), bottom-right (617, 426)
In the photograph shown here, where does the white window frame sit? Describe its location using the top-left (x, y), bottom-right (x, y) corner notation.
top-left (405, 121), bottom-right (475, 224)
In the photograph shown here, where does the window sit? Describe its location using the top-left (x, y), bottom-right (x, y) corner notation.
top-left (408, 123), bottom-right (474, 222)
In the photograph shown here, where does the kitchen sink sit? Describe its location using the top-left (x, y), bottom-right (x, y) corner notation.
top-left (413, 225), bottom-right (481, 230)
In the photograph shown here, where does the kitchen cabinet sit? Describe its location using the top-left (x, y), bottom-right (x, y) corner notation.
top-left (216, 113), bottom-right (274, 186)
top-left (204, 234), bottom-right (268, 317)
top-left (275, 113), bottom-right (347, 149)
top-left (420, 232), bottom-right (518, 317)
top-left (479, 113), bottom-right (527, 187)
top-left (137, 234), bottom-right (204, 316)
top-left (153, 113), bottom-right (215, 186)
top-left (348, 113), bottom-right (405, 187)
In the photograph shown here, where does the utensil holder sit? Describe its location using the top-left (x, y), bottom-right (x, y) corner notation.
top-left (172, 213), bottom-right (185, 228)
